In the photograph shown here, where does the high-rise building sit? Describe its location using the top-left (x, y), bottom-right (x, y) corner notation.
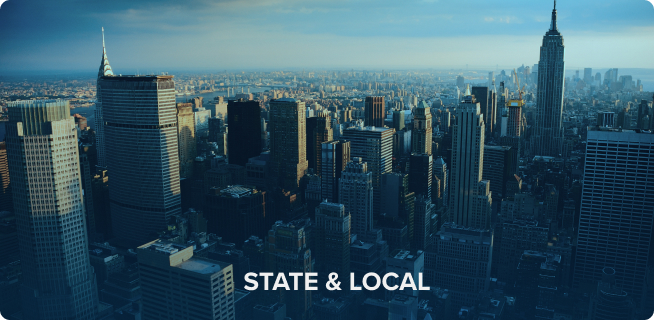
top-left (306, 113), bottom-right (333, 175)
top-left (269, 98), bottom-right (308, 191)
top-left (339, 158), bottom-right (374, 236)
top-left (194, 107), bottom-right (212, 138)
top-left (386, 250), bottom-right (425, 297)
top-left (471, 87), bottom-right (490, 135)
top-left (448, 88), bottom-right (492, 230)
top-left (515, 251), bottom-right (561, 318)
top-left (573, 129), bottom-right (654, 309)
top-left (433, 157), bottom-right (447, 207)
top-left (413, 195), bottom-right (434, 251)
top-left (637, 99), bottom-right (651, 130)
top-left (456, 75), bottom-right (465, 90)
top-left (320, 140), bottom-right (350, 203)
top-left (204, 185), bottom-right (267, 245)
top-left (0, 142), bottom-right (11, 212)
top-left (425, 223), bottom-right (492, 307)
top-left (100, 75), bottom-right (181, 246)
top-left (228, 99), bottom-right (262, 167)
top-left (364, 96), bottom-right (385, 127)
top-left (314, 202), bottom-right (351, 286)
top-left (588, 267), bottom-right (636, 320)
top-left (6, 100), bottom-right (98, 319)
top-left (532, 2), bottom-right (565, 156)
top-left (342, 125), bottom-right (394, 216)
top-left (265, 220), bottom-right (313, 320)
top-left (138, 240), bottom-right (235, 320)
top-left (380, 172), bottom-right (416, 247)
top-left (583, 68), bottom-right (593, 84)
top-left (482, 145), bottom-right (517, 200)
top-left (411, 101), bottom-right (432, 155)
top-left (408, 153), bottom-right (433, 201)
top-left (95, 27), bottom-right (114, 168)
top-left (504, 98), bottom-right (523, 137)
top-left (392, 110), bottom-right (405, 131)
top-left (177, 102), bottom-right (196, 179)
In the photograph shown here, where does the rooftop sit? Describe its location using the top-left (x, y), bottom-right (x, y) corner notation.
top-left (140, 240), bottom-right (189, 255)
top-left (174, 257), bottom-right (228, 275)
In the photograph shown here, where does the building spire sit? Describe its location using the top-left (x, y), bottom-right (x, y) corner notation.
top-left (99, 27), bottom-right (114, 78)
top-left (550, 0), bottom-right (558, 31)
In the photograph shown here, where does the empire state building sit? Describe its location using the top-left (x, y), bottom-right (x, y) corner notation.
top-left (533, 1), bottom-right (565, 157)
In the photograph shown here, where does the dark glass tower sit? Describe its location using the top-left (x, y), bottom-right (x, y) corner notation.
top-left (364, 96), bottom-right (385, 127)
top-left (100, 75), bottom-right (181, 246)
top-left (533, 1), bottom-right (565, 157)
top-left (227, 99), bottom-right (262, 167)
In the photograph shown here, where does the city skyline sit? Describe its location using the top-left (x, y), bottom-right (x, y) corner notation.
top-left (1, 1), bottom-right (653, 73)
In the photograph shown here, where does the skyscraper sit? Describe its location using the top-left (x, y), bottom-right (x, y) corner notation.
top-left (573, 129), bottom-right (654, 309)
top-left (342, 125), bottom-right (394, 216)
top-left (265, 220), bottom-right (313, 320)
top-left (269, 98), bottom-right (308, 191)
top-left (138, 240), bottom-right (235, 320)
top-left (411, 101), bottom-right (432, 155)
top-left (482, 145), bottom-right (517, 201)
top-left (339, 158), bottom-right (374, 236)
top-left (228, 99), bottom-right (262, 167)
top-left (95, 27), bottom-right (114, 168)
top-left (314, 202), bottom-right (351, 286)
top-left (100, 75), bottom-right (181, 246)
top-left (306, 113), bottom-right (333, 175)
top-left (320, 140), bottom-right (350, 203)
top-left (364, 96), bottom-right (385, 127)
top-left (408, 153), bottom-right (433, 201)
top-left (176, 102), bottom-right (196, 179)
top-left (471, 86), bottom-right (490, 135)
top-left (204, 185), bottom-right (267, 245)
top-left (0, 142), bottom-right (11, 212)
top-left (532, 2), bottom-right (565, 157)
top-left (448, 88), bottom-right (492, 230)
top-left (6, 100), bottom-right (98, 319)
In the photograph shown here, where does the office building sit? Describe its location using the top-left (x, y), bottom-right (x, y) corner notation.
top-left (425, 223), bottom-right (492, 308)
top-left (269, 98), bottom-right (308, 191)
top-left (314, 202), bottom-right (351, 286)
top-left (208, 117), bottom-right (223, 143)
top-left (637, 99), bottom-right (651, 130)
top-left (0, 142), bottom-right (11, 212)
top-left (6, 100), bottom-right (98, 319)
top-left (494, 219), bottom-right (549, 281)
top-left (515, 251), bottom-right (561, 318)
top-left (504, 98), bottom-right (523, 137)
top-left (411, 101), bottom-right (432, 155)
top-left (573, 130), bottom-right (654, 309)
top-left (471, 87), bottom-right (490, 135)
top-left (532, 2), bottom-right (565, 156)
top-left (393, 110), bottom-right (405, 131)
top-left (597, 111), bottom-right (616, 128)
top-left (448, 87), bottom-right (492, 230)
top-left (265, 220), bottom-right (313, 320)
top-left (364, 96), bottom-right (385, 127)
top-left (253, 303), bottom-right (287, 320)
top-left (413, 195), bottom-right (434, 251)
top-left (342, 125), bottom-right (394, 215)
top-left (306, 113), bottom-right (333, 175)
top-left (408, 153), bottom-right (432, 201)
top-left (433, 157), bottom-right (447, 207)
top-left (204, 185), bottom-right (267, 245)
top-left (100, 75), bottom-right (181, 246)
top-left (228, 99), bottom-right (262, 167)
top-left (176, 102), bottom-right (196, 179)
top-left (456, 75), bottom-right (465, 90)
top-left (320, 140), bottom-right (350, 203)
top-left (138, 240), bottom-right (235, 320)
top-left (588, 267), bottom-right (636, 320)
top-left (482, 145), bottom-right (517, 200)
top-left (194, 107), bottom-right (212, 138)
top-left (339, 158), bottom-right (374, 236)
top-left (386, 250), bottom-right (425, 297)
top-left (95, 27), bottom-right (114, 168)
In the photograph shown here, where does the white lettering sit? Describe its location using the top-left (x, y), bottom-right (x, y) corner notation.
top-left (260, 272), bottom-right (274, 290)
top-left (399, 273), bottom-right (417, 292)
top-left (363, 272), bottom-right (381, 291)
top-left (382, 272), bottom-right (399, 290)
top-left (418, 273), bottom-right (430, 291)
top-left (244, 272), bottom-right (258, 291)
top-left (350, 273), bottom-right (361, 290)
top-left (272, 273), bottom-right (290, 290)
top-left (289, 272), bottom-right (303, 290)
top-left (305, 272), bottom-right (318, 290)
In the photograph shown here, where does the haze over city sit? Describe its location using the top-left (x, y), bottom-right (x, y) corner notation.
top-left (1, 0), bottom-right (654, 73)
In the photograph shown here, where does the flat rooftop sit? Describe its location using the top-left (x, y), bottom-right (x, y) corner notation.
top-left (174, 257), bottom-right (228, 275)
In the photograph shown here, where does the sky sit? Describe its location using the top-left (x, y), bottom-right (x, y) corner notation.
top-left (0, 0), bottom-right (653, 74)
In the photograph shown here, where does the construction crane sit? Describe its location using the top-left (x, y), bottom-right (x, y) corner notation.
top-left (513, 69), bottom-right (525, 100)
